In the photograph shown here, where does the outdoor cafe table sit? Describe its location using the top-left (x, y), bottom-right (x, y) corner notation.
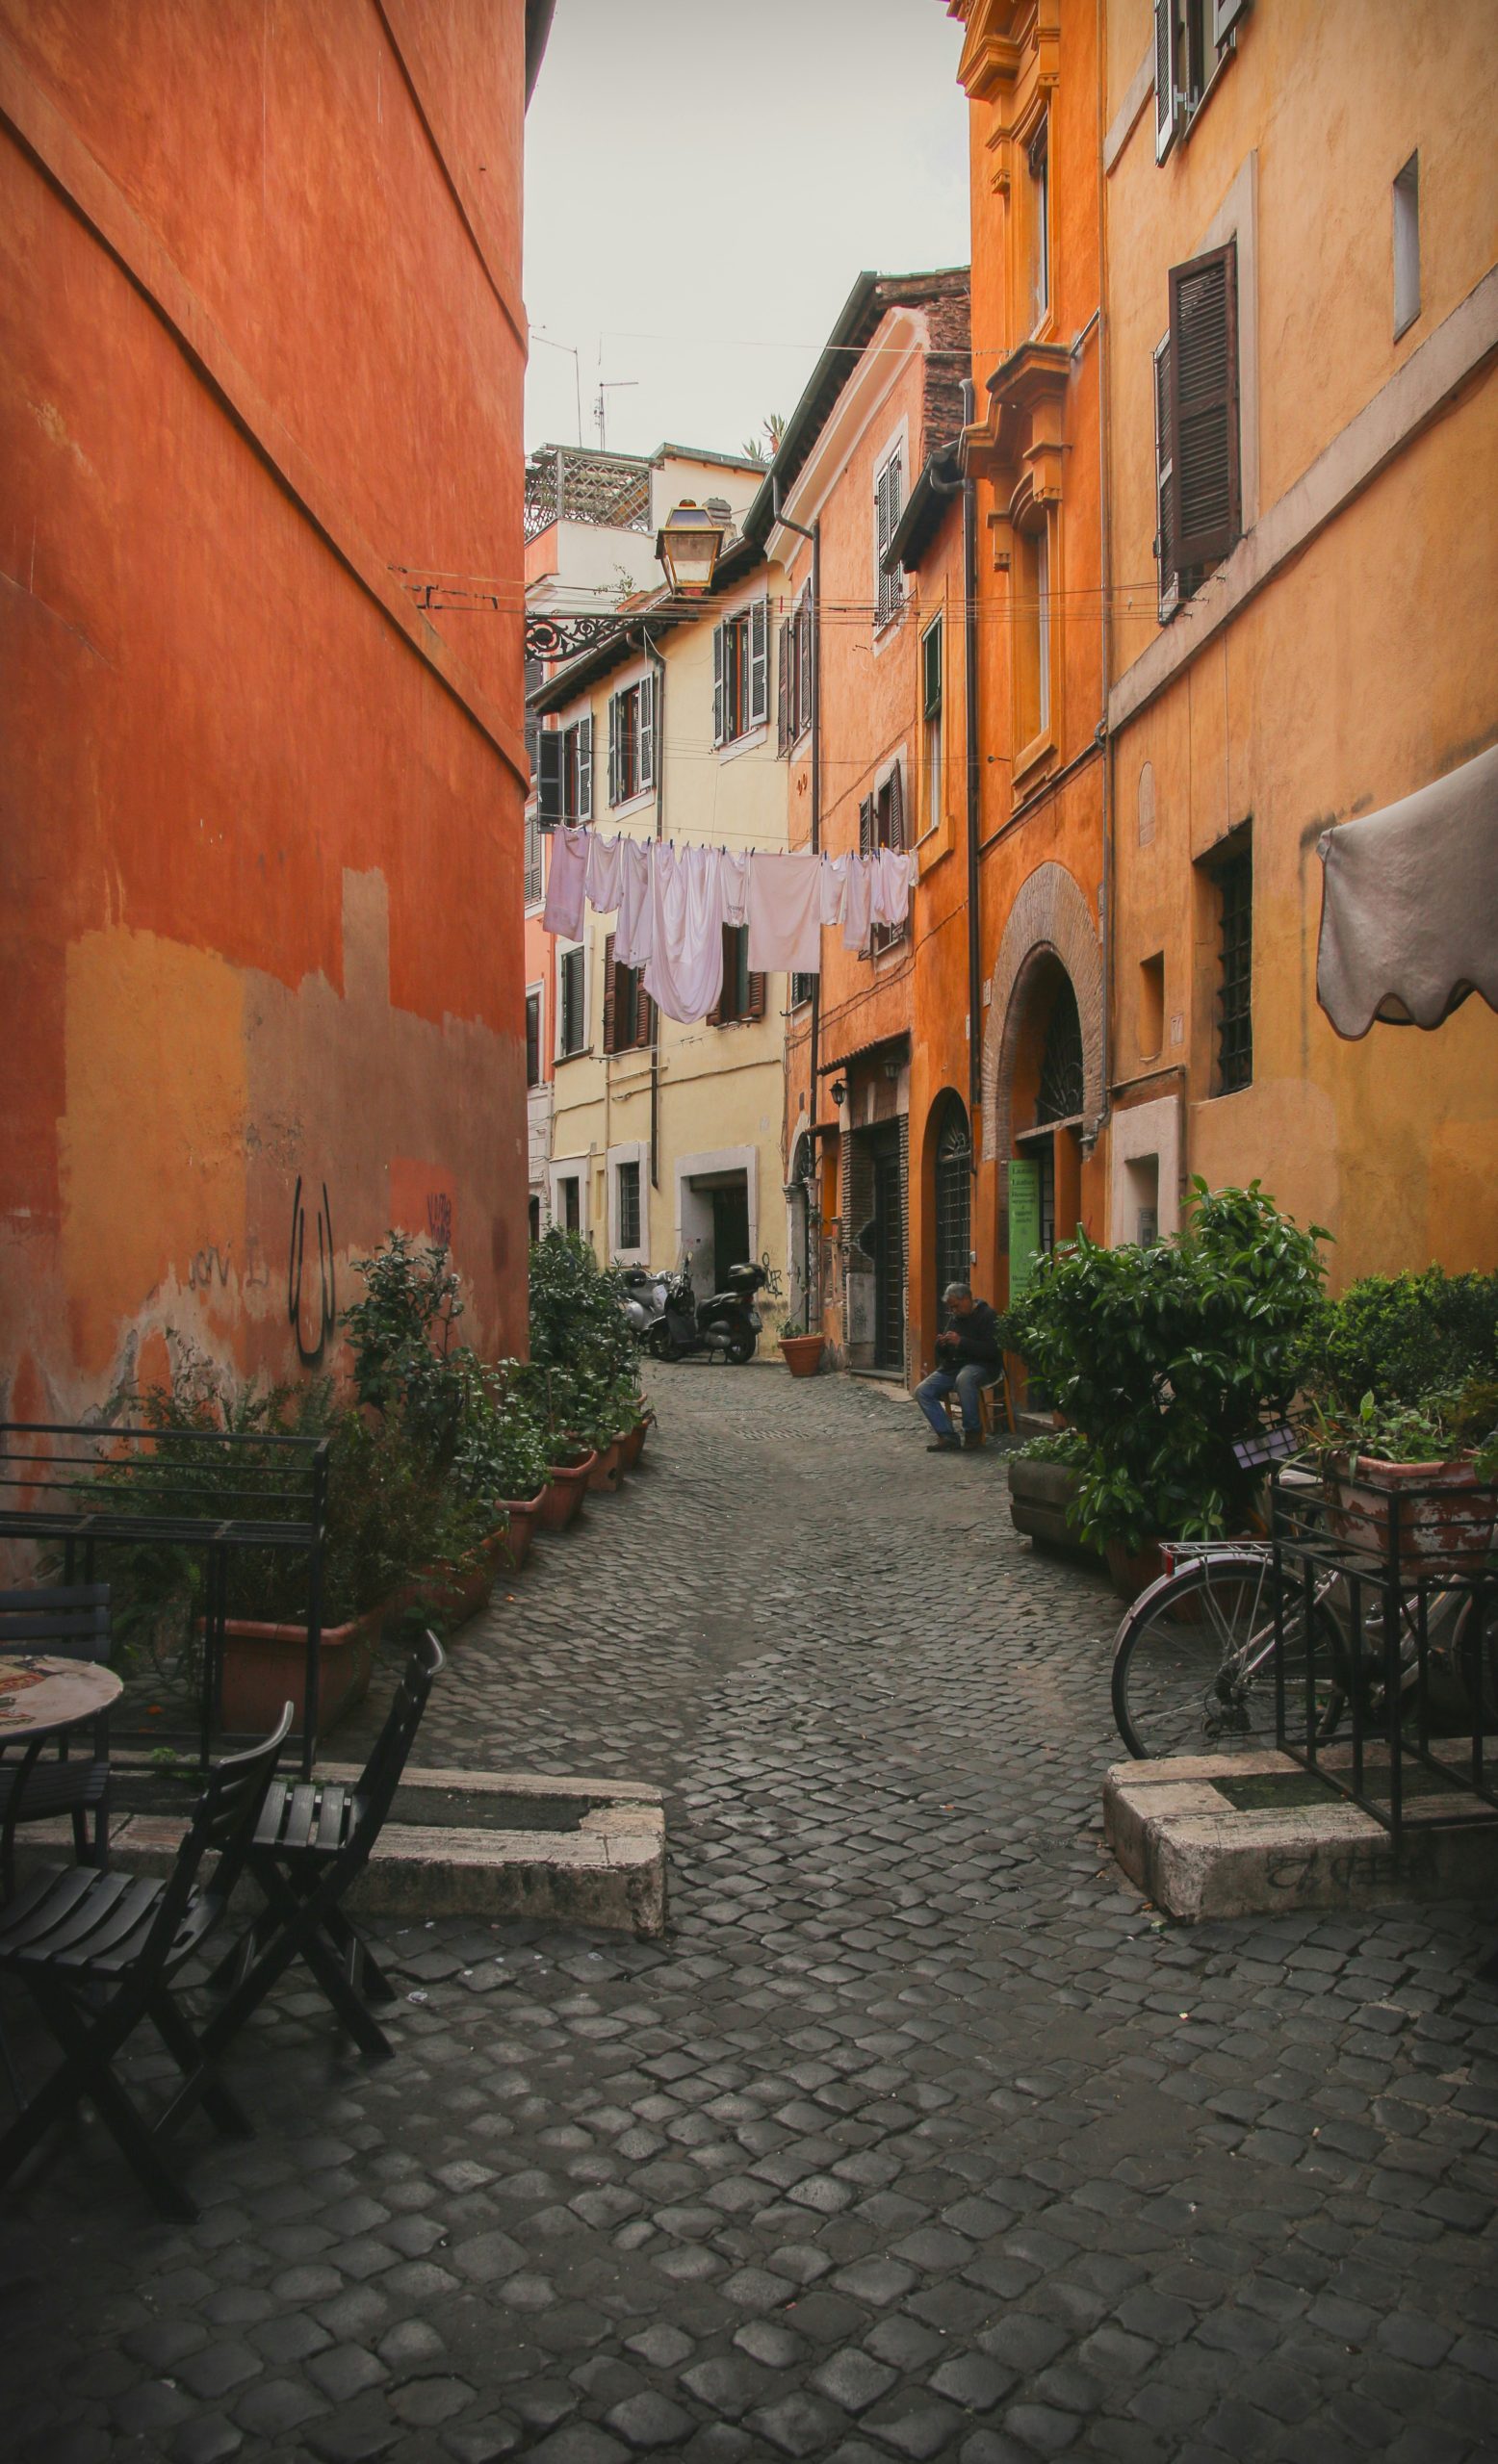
top-left (0, 1656), bottom-right (122, 1895)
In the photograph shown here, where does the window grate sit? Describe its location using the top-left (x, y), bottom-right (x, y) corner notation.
top-left (934, 1099), bottom-right (971, 1297)
top-left (1216, 848), bottom-right (1253, 1091)
top-left (1036, 980), bottom-right (1084, 1123)
top-left (617, 1160), bottom-right (641, 1252)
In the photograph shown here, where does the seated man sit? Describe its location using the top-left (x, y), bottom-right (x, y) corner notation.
top-left (915, 1282), bottom-right (1002, 1452)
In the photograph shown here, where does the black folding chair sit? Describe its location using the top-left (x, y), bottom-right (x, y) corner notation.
top-left (0, 1586), bottom-right (115, 1887)
top-left (204, 1632), bottom-right (443, 2065)
top-left (0, 1704), bottom-right (292, 2220)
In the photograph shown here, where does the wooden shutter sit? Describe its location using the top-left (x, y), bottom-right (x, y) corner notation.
top-left (577, 715), bottom-right (594, 820)
top-left (749, 596), bottom-right (769, 729)
top-left (1153, 0), bottom-right (1178, 163)
top-left (711, 623), bottom-right (725, 746)
top-left (526, 990), bottom-right (540, 1087)
top-left (859, 795), bottom-right (874, 856)
top-left (635, 984), bottom-right (654, 1050)
top-left (602, 933), bottom-right (617, 1053)
top-left (639, 673), bottom-right (655, 791)
top-left (537, 730), bottom-right (563, 828)
top-left (798, 595), bottom-right (813, 736)
top-left (1168, 242), bottom-right (1241, 571)
top-left (1153, 333), bottom-right (1178, 615)
top-left (777, 618), bottom-right (790, 756)
top-left (1211, 0), bottom-right (1251, 42)
top-left (707, 924), bottom-right (729, 1027)
top-left (887, 762), bottom-right (905, 852)
top-left (746, 971), bottom-right (766, 1022)
top-left (607, 694), bottom-right (619, 808)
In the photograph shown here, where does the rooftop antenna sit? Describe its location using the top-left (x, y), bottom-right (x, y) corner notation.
top-left (531, 329), bottom-right (583, 446)
top-left (594, 378), bottom-right (637, 451)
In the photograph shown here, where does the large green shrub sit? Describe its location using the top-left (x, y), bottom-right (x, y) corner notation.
top-left (1316, 1267), bottom-right (1498, 1408)
top-left (526, 1230), bottom-right (641, 1454)
top-left (1012, 1180), bottom-right (1330, 1551)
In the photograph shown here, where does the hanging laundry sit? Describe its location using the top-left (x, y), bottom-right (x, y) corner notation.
top-left (819, 851), bottom-right (849, 929)
top-left (615, 837), bottom-right (654, 967)
top-left (644, 842), bottom-right (726, 1022)
top-left (746, 852), bottom-right (822, 973)
top-left (870, 846), bottom-right (915, 933)
top-left (586, 831), bottom-right (623, 914)
top-left (541, 822), bottom-right (590, 940)
top-left (720, 849), bottom-right (750, 929)
top-left (841, 854), bottom-right (873, 952)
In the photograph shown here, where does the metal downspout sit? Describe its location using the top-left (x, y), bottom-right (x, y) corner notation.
top-left (961, 381), bottom-right (983, 1129)
top-left (772, 479), bottom-right (820, 1329)
top-left (646, 627), bottom-right (665, 1193)
top-left (1097, 0), bottom-right (1115, 1176)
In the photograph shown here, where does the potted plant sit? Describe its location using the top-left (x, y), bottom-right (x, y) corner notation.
top-left (1011, 1182), bottom-right (1331, 1597)
top-left (1310, 1382), bottom-right (1498, 1574)
top-left (778, 1316), bottom-right (826, 1378)
top-left (1005, 1426), bottom-right (1105, 1565)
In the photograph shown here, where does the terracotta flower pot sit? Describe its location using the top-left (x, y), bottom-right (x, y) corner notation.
top-left (1329, 1453), bottom-right (1496, 1576)
top-left (1105, 1538), bottom-right (1168, 1602)
top-left (212, 1609), bottom-right (380, 1740)
top-left (779, 1334), bottom-right (826, 1379)
top-left (588, 1438), bottom-right (624, 1494)
top-left (536, 1454), bottom-right (594, 1529)
top-left (499, 1495), bottom-right (543, 1569)
top-left (617, 1423), bottom-right (646, 1472)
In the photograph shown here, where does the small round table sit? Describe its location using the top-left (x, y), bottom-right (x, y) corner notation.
top-left (0, 1657), bottom-right (122, 1894)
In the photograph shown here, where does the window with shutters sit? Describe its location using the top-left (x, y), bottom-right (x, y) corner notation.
top-left (607, 675), bottom-right (655, 806)
top-left (874, 448), bottom-right (904, 630)
top-left (601, 933), bottom-right (652, 1056)
top-left (526, 988), bottom-right (541, 1089)
top-left (615, 1160), bottom-right (641, 1253)
top-left (536, 715), bottom-right (594, 827)
top-left (866, 763), bottom-right (908, 954)
top-left (557, 944), bottom-right (586, 1058)
top-left (710, 927), bottom-right (765, 1027)
top-left (1153, 240), bottom-right (1240, 616)
top-left (921, 617), bottom-right (944, 832)
top-left (1393, 154), bottom-right (1421, 340)
top-left (712, 597), bottom-right (769, 747)
top-left (778, 589), bottom-right (814, 755)
top-left (1013, 505), bottom-right (1051, 756)
top-left (1154, 0), bottom-right (1250, 164)
top-left (788, 973), bottom-right (815, 1010)
top-left (524, 807), bottom-right (543, 909)
top-left (556, 1170), bottom-right (581, 1235)
top-left (1028, 118), bottom-right (1050, 331)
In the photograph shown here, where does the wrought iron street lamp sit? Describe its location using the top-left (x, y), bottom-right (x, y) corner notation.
top-left (656, 500), bottom-right (729, 597)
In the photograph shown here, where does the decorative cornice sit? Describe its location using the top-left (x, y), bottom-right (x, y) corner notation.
top-left (966, 342), bottom-right (1072, 500)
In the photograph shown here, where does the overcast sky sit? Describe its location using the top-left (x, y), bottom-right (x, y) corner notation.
top-left (524, 0), bottom-right (971, 464)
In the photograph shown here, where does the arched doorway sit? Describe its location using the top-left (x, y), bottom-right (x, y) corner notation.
top-left (1009, 958), bottom-right (1085, 1301)
top-left (932, 1093), bottom-right (972, 1300)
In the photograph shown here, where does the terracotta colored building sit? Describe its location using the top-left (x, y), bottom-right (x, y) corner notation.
top-left (1099, 0), bottom-right (1498, 1280)
top-left (1, 1), bottom-right (544, 1422)
top-left (764, 270), bottom-right (971, 1378)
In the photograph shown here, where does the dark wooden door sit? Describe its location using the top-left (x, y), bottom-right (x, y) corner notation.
top-left (871, 1139), bottom-right (905, 1372)
top-left (710, 1181), bottom-right (750, 1291)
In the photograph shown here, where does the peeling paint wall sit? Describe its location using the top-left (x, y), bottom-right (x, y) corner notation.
top-left (0, 0), bottom-right (530, 1420)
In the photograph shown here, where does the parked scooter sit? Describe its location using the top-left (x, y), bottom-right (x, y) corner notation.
top-left (649, 1259), bottom-right (768, 1364)
top-left (620, 1265), bottom-right (669, 1349)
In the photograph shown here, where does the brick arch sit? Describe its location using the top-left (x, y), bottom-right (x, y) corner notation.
top-left (980, 862), bottom-right (1104, 1163)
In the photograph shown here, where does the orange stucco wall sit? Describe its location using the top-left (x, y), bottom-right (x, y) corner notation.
top-left (1, 1), bottom-right (530, 1419)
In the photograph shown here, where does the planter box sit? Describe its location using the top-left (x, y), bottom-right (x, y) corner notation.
top-left (1006, 1459), bottom-right (1106, 1568)
top-left (1330, 1453), bottom-right (1496, 1576)
top-left (779, 1335), bottom-right (826, 1379)
top-left (1104, 1538), bottom-right (1168, 1602)
top-left (536, 1454), bottom-right (594, 1530)
top-left (587, 1438), bottom-right (624, 1494)
top-left (499, 1495), bottom-right (543, 1570)
top-left (215, 1610), bottom-right (379, 1740)
top-left (617, 1424), bottom-right (646, 1473)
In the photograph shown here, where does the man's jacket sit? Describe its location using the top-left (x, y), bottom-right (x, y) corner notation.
top-left (944, 1300), bottom-right (1001, 1368)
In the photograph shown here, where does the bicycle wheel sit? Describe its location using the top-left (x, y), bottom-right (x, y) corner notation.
top-left (1111, 1552), bottom-right (1346, 1760)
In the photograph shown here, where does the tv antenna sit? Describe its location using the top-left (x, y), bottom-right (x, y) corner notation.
top-left (531, 329), bottom-right (583, 446)
top-left (594, 378), bottom-right (637, 450)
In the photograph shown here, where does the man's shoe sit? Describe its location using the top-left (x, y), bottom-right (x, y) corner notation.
top-left (963, 1430), bottom-right (987, 1450)
top-left (926, 1436), bottom-right (960, 1451)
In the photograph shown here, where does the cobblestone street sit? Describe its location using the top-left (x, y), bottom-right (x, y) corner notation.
top-left (3, 1362), bottom-right (1496, 2464)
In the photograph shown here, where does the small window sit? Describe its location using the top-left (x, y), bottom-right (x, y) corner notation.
top-left (789, 973), bottom-right (815, 1009)
top-left (874, 449), bottom-right (904, 630)
top-left (561, 1174), bottom-right (581, 1234)
top-left (616, 1160), bottom-right (641, 1253)
top-left (1014, 511), bottom-right (1050, 750)
top-left (1393, 153), bottom-right (1420, 340)
top-left (1204, 837), bottom-right (1253, 1094)
top-left (778, 590), bottom-right (814, 754)
top-left (1028, 118), bottom-right (1050, 328)
top-left (537, 715), bottom-right (594, 827)
top-left (607, 675), bottom-right (656, 806)
top-left (712, 599), bottom-right (769, 746)
top-left (602, 934), bottom-right (652, 1055)
top-left (526, 989), bottom-right (541, 1088)
top-left (1138, 955), bottom-right (1165, 1062)
top-left (558, 946), bottom-right (586, 1057)
top-left (863, 766), bottom-right (908, 954)
top-left (921, 618), bottom-right (943, 830)
top-left (1155, 0), bottom-right (1250, 162)
top-left (524, 808), bottom-right (543, 908)
top-left (529, 1194), bottom-right (541, 1244)
top-left (710, 926), bottom-right (764, 1027)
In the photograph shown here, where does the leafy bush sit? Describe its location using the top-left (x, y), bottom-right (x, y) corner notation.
top-left (1011, 1425), bottom-right (1089, 1466)
top-left (1316, 1268), bottom-right (1498, 1409)
top-left (1011, 1181), bottom-right (1330, 1552)
top-left (526, 1230), bottom-right (641, 1455)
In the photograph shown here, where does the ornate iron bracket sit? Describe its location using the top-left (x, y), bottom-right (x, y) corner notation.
top-left (390, 568), bottom-right (638, 662)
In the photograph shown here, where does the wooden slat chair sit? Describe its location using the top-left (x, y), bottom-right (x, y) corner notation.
top-left (0, 1585), bottom-right (115, 1886)
top-left (940, 1369), bottom-right (1010, 1441)
top-left (202, 1631), bottom-right (444, 2066)
top-left (0, 1704), bottom-right (292, 2220)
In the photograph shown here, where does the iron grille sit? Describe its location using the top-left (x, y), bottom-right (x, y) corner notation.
top-left (934, 1101), bottom-right (971, 1295)
top-left (617, 1161), bottom-right (641, 1251)
top-left (525, 446), bottom-right (651, 541)
top-left (1217, 849), bottom-right (1253, 1091)
top-left (1036, 981), bottom-right (1084, 1123)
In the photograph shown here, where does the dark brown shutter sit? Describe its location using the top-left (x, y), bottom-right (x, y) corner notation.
top-left (777, 618), bottom-right (790, 756)
top-left (1154, 0), bottom-right (1178, 162)
top-left (1168, 242), bottom-right (1241, 571)
top-left (602, 933), bottom-right (617, 1053)
top-left (859, 796), bottom-right (874, 856)
top-left (636, 986), bottom-right (654, 1050)
top-left (888, 763), bottom-right (905, 851)
top-left (607, 695), bottom-right (619, 807)
top-left (708, 925), bottom-right (729, 1027)
top-left (799, 596), bottom-right (813, 736)
top-left (746, 972), bottom-right (766, 1021)
top-left (1153, 334), bottom-right (1178, 614)
top-left (537, 731), bottom-right (564, 828)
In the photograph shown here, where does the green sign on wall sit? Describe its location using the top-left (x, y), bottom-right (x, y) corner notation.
top-left (1008, 1158), bottom-right (1042, 1300)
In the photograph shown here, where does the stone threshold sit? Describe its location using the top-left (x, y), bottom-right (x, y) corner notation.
top-left (19, 1764), bottom-right (668, 1938)
top-left (1104, 1746), bottom-right (1498, 1922)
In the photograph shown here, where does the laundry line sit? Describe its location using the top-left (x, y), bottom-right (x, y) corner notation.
top-left (541, 825), bottom-right (916, 1024)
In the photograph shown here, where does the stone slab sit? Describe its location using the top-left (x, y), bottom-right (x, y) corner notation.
top-left (1104, 1747), bottom-right (1498, 1921)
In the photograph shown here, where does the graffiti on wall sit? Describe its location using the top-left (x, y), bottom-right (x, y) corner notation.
top-left (186, 1236), bottom-right (271, 1295)
top-left (288, 1175), bottom-right (336, 1367)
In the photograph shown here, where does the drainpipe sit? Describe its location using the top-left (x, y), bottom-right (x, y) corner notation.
top-left (960, 383), bottom-right (983, 1129)
top-left (1095, 0), bottom-right (1116, 1204)
top-left (771, 482), bottom-right (821, 1094)
top-left (646, 626), bottom-right (665, 1194)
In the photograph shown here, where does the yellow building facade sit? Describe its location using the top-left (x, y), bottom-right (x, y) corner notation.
top-left (532, 537), bottom-right (793, 1306)
top-left (1100, 0), bottom-right (1497, 1280)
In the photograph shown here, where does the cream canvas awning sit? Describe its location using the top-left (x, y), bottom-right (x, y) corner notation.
top-left (1316, 742), bottom-right (1498, 1039)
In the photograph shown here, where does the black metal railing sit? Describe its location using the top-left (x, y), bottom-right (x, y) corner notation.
top-left (0, 1421), bottom-right (328, 1779)
top-left (1270, 1457), bottom-right (1498, 1856)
